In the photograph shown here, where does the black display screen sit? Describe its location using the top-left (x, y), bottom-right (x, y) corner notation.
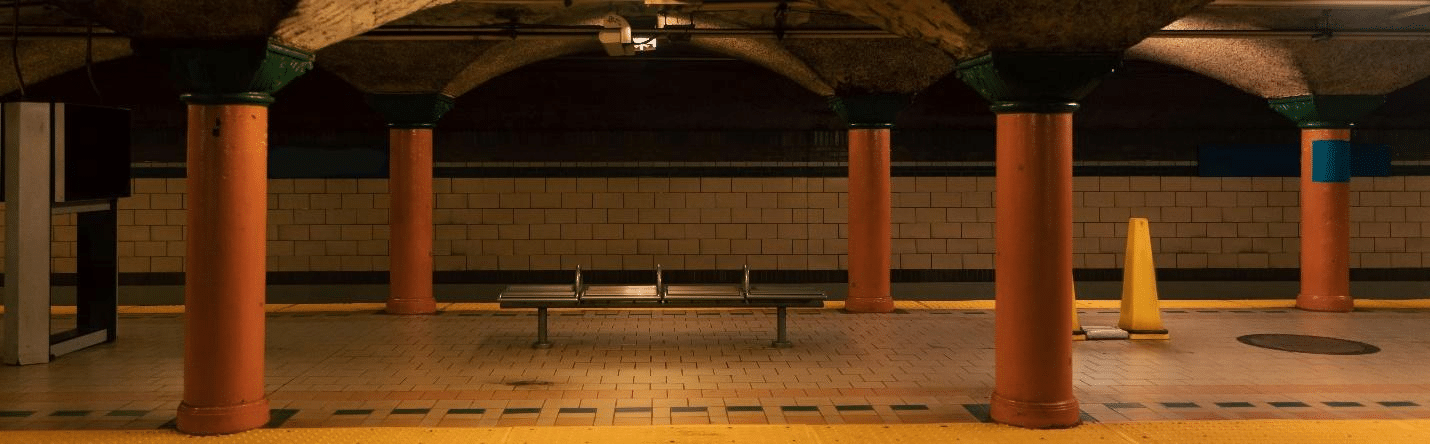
top-left (61, 104), bottom-right (131, 202)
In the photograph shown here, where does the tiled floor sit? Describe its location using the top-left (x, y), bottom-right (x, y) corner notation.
top-left (3, 303), bottom-right (1430, 430)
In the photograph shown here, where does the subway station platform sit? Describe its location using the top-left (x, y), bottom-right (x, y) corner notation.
top-left (3, 299), bottom-right (1430, 442)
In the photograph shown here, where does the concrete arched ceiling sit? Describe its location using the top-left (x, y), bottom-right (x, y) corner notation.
top-left (774, 12), bottom-right (951, 95)
top-left (687, 10), bottom-right (949, 95)
top-left (0, 4), bottom-right (132, 96)
top-left (814, 0), bottom-right (1211, 59)
top-left (810, 0), bottom-right (981, 59)
top-left (440, 6), bottom-right (637, 97)
top-left (443, 39), bottom-right (600, 98)
top-left (437, 5), bottom-right (837, 98)
top-left (61, 0), bottom-right (456, 52)
top-left (60, 0), bottom-right (301, 41)
top-left (946, 0), bottom-right (1211, 51)
top-left (0, 39), bottom-right (133, 97)
top-left (319, 40), bottom-right (497, 94)
top-left (273, 0), bottom-right (458, 51)
top-left (780, 38), bottom-right (952, 95)
top-left (315, 1), bottom-right (529, 94)
top-left (686, 36), bottom-right (834, 96)
top-left (1191, 7), bottom-right (1430, 31)
top-left (686, 15), bottom-right (834, 96)
top-left (1129, 11), bottom-right (1430, 98)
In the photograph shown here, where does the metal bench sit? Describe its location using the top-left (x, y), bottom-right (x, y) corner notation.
top-left (498, 265), bottom-right (825, 349)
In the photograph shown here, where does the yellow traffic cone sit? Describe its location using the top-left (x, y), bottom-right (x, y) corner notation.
top-left (1118, 218), bottom-right (1169, 340)
top-left (1072, 278), bottom-right (1086, 341)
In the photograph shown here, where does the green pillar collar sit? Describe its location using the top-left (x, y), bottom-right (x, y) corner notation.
top-left (955, 52), bottom-right (1121, 114)
top-left (148, 39), bottom-right (314, 106)
top-left (366, 93), bottom-right (456, 129)
top-left (828, 93), bottom-right (911, 128)
top-left (1269, 95), bottom-right (1384, 129)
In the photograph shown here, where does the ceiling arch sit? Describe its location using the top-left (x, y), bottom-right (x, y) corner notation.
top-left (1129, 12), bottom-right (1430, 98)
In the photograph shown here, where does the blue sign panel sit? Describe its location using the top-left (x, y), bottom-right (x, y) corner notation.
top-left (1311, 140), bottom-right (1351, 183)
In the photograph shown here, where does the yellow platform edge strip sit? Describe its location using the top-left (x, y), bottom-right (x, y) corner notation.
top-left (3, 419), bottom-right (1428, 444)
top-left (10, 299), bottom-right (1430, 315)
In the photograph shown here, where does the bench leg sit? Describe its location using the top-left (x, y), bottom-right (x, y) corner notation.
top-left (771, 306), bottom-right (793, 348)
top-left (533, 307), bottom-right (553, 349)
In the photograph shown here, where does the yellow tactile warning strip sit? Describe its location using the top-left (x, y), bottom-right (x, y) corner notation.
top-left (908, 299), bottom-right (1430, 310)
top-left (3, 420), bottom-right (1429, 444)
top-left (9, 299), bottom-right (1430, 315)
top-left (267, 303), bottom-right (387, 312)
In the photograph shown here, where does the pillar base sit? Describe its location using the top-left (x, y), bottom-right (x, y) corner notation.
top-left (386, 297), bottom-right (437, 315)
top-left (1296, 293), bottom-right (1354, 313)
top-left (176, 398), bottom-right (269, 435)
top-left (843, 297), bottom-right (894, 313)
top-left (989, 392), bottom-right (1080, 429)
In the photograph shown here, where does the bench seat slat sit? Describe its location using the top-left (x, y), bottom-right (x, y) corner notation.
top-left (498, 297), bottom-right (581, 303)
top-left (666, 285), bottom-right (741, 293)
top-left (664, 284), bottom-right (745, 301)
top-left (503, 285), bottom-right (576, 292)
top-left (579, 295), bottom-right (663, 301)
top-left (499, 284), bottom-right (579, 303)
top-left (580, 285), bottom-right (660, 302)
top-left (582, 285), bottom-right (658, 295)
top-left (663, 295), bottom-right (745, 301)
top-left (746, 285), bottom-right (826, 301)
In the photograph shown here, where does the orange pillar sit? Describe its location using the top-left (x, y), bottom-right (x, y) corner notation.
top-left (1269, 94), bottom-right (1383, 313)
top-left (177, 103), bottom-right (271, 434)
top-left (367, 93), bottom-right (453, 315)
top-left (846, 128), bottom-right (894, 312)
top-left (989, 112), bottom-right (1079, 428)
top-left (387, 128), bottom-right (436, 314)
top-left (155, 41), bottom-right (312, 436)
top-left (957, 52), bottom-right (1116, 429)
top-left (1297, 128), bottom-right (1353, 312)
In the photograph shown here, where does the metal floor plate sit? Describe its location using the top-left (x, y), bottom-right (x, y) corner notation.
top-left (1236, 334), bottom-right (1381, 355)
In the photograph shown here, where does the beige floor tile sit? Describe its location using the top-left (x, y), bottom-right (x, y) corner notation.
top-left (4, 307), bottom-right (1430, 429)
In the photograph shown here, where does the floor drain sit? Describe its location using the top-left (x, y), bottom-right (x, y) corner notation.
top-left (1237, 334), bottom-right (1380, 355)
top-left (504, 380), bottom-right (552, 387)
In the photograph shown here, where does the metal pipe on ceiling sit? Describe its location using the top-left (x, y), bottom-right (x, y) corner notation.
top-left (355, 27), bottom-right (1430, 41)
top-left (5, 26), bottom-right (1430, 41)
top-left (464, 0), bottom-right (817, 6)
top-left (1210, 0), bottom-right (1430, 7)
top-left (460, 0), bottom-right (818, 10)
top-left (357, 27), bottom-right (902, 40)
top-left (467, 0), bottom-right (1430, 6)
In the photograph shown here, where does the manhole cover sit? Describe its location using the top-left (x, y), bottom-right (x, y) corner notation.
top-left (1237, 334), bottom-right (1380, 355)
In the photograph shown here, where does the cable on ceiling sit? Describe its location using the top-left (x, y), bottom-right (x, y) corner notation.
top-left (10, 0), bottom-right (24, 99)
top-left (85, 22), bottom-right (101, 103)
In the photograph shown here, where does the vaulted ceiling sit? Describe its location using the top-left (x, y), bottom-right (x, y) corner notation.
top-left (2, 1), bottom-right (1428, 103)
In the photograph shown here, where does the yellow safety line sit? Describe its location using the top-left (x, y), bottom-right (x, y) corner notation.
top-left (273, 303), bottom-right (386, 312)
top-left (2, 420), bottom-right (1428, 444)
top-left (7, 299), bottom-right (1430, 315)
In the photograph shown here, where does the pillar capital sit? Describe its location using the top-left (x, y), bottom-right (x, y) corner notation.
top-left (828, 93), bottom-right (911, 128)
top-left (955, 52), bottom-right (1120, 114)
top-left (145, 39), bottom-right (314, 106)
top-left (367, 93), bottom-right (456, 129)
top-left (1269, 95), bottom-right (1384, 129)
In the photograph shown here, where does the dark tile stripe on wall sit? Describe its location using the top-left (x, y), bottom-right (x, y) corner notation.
top-left (129, 165), bottom-right (1204, 179)
top-left (434, 166), bottom-right (851, 178)
top-left (435, 130), bottom-right (849, 163)
top-left (1392, 165), bottom-right (1430, 175)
